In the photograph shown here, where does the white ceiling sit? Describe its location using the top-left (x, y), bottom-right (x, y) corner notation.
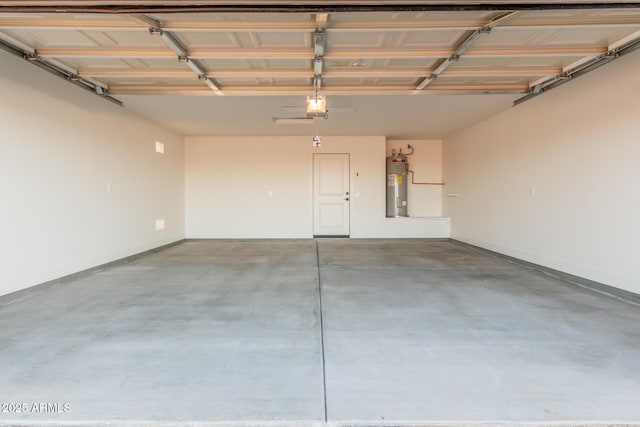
top-left (118, 93), bottom-right (519, 138)
top-left (1, 5), bottom-right (639, 137)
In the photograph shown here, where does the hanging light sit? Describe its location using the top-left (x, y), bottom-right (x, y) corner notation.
top-left (306, 95), bottom-right (327, 118)
top-left (307, 84), bottom-right (326, 146)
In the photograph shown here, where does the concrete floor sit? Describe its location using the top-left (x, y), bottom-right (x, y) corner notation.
top-left (1, 240), bottom-right (640, 427)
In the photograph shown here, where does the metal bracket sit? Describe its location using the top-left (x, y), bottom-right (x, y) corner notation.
top-left (514, 34), bottom-right (640, 106)
top-left (0, 35), bottom-right (121, 106)
top-left (414, 11), bottom-right (518, 92)
top-left (133, 14), bottom-right (220, 93)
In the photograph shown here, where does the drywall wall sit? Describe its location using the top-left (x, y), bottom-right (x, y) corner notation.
top-left (185, 136), bottom-right (449, 238)
top-left (443, 50), bottom-right (640, 293)
top-left (0, 50), bottom-right (185, 297)
top-left (387, 139), bottom-right (442, 217)
top-left (186, 136), bottom-right (312, 238)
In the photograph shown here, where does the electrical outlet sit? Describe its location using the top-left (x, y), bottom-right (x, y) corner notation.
top-left (155, 219), bottom-right (165, 231)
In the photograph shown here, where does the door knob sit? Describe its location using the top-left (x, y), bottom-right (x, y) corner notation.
top-left (344, 197), bottom-right (350, 201)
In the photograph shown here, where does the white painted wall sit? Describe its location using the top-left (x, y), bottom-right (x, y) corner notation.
top-left (443, 50), bottom-right (640, 293)
top-left (0, 50), bottom-right (185, 297)
top-left (186, 136), bottom-right (312, 238)
top-left (186, 136), bottom-right (449, 238)
top-left (387, 139), bottom-right (442, 217)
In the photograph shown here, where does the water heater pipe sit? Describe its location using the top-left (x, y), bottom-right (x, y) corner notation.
top-left (408, 170), bottom-right (445, 186)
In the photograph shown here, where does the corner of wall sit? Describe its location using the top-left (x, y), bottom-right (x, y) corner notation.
top-left (441, 51), bottom-right (640, 293)
top-left (0, 49), bottom-right (186, 296)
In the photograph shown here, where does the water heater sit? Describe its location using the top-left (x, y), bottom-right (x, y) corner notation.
top-left (386, 153), bottom-right (409, 217)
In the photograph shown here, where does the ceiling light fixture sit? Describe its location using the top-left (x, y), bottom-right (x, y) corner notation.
top-left (306, 95), bottom-right (327, 118)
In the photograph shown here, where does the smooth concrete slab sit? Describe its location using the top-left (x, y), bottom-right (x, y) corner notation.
top-left (318, 240), bottom-right (640, 423)
top-left (0, 240), bottom-right (324, 423)
top-left (1, 239), bottom-right (640, 426)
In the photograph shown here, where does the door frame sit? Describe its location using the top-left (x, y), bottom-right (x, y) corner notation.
top-left (312, 152), bottom-right (351, 238)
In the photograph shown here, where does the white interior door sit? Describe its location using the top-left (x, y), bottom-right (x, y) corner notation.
top-left (313, 153), bottom-right (350, 236)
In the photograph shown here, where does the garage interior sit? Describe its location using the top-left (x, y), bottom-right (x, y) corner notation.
top-left (1, 1), bottom-right (640, 426)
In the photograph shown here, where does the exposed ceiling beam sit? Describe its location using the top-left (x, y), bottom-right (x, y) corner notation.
top-left (79, 67), bottom-right (559, 79)
top-left (0, 18), bottom-right (146, 30)
top-left (235, 83), bottom-right (529, 91)
top-left (415, 11), bottom-right (518, 91)
top-left (107, 82), bottom-right (527, 94)
top-left (331, 17), bottom-right (640, 31)
top-left (427, 68), bottom-right (559, 77)
top-left (36, 46), bottom-right (606, 59)
top-left (168, 21), bottom-right (314, 32)
top-left (454, 47), bottom-right (607, 57)
top-left (37, 47), bottom-right (312, 58)
top-left (129, 13), bottom-right (221, 93)
top-left (3, 16), bottom-right (640, 32)
top-left (80, 68), bottom-right (310, 78)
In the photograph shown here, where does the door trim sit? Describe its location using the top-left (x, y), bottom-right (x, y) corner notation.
top-left (312, 153), bottom-right (350, 237)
